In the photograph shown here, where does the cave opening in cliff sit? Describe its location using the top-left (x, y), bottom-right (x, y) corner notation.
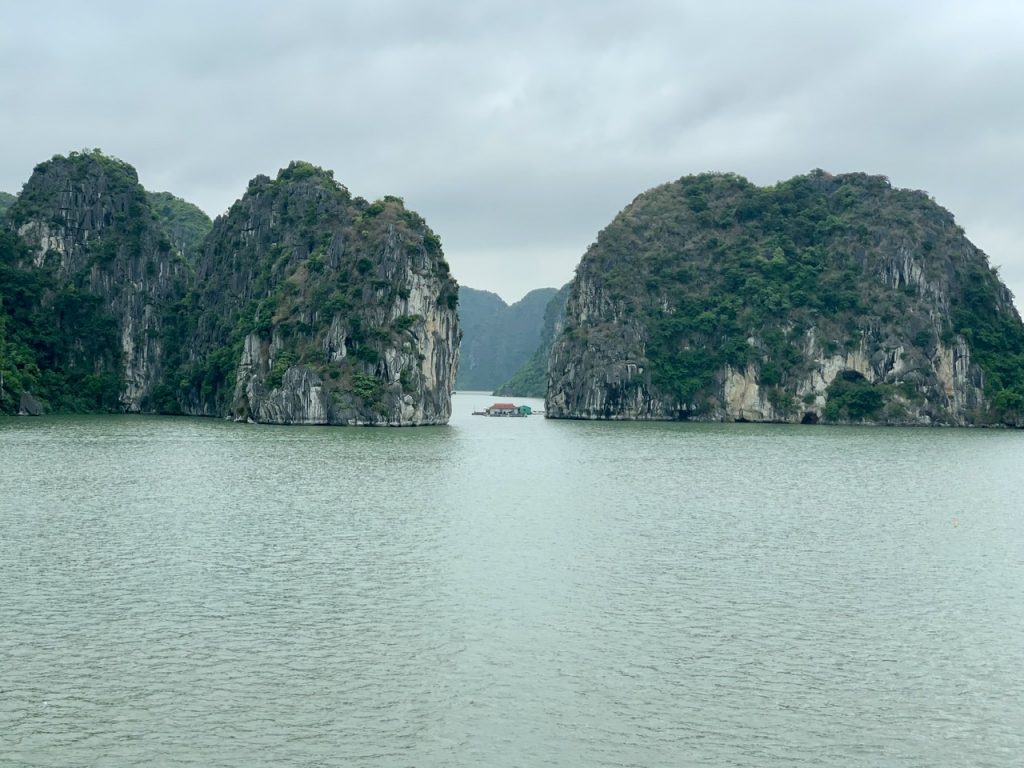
top-left (801, 411), bottom-right (819, 424)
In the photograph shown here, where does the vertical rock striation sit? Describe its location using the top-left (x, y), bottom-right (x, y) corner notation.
top-left (4, 150), bottom-right (193, 411)
top-left (178, 162), bottom-right (459, 425)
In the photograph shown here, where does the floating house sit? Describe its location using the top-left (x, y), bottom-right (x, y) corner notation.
top-left (474, 402), bottom-right (533, 417)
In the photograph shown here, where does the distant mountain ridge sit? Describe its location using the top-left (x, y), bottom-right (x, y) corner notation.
top-left (456, 286), bottom-right (557, 391)
top-left (494, 283), bottom-right (570, 397)
top-left (146, 190), bottom-right (212, 264)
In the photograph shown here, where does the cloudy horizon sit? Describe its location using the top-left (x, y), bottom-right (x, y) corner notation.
top-left (2, 0), bottom-right (1022, 309)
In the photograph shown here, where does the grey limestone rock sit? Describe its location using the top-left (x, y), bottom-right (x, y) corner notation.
top-left (18, 391), bottom-right (43, 416)
top-left (183, 162), bottom-right (460, 425)
top-left (9, 150), bottom-right (191, 412)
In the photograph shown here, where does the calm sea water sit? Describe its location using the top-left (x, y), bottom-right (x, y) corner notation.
top-left (1, 392), bottom-right (1022, 767)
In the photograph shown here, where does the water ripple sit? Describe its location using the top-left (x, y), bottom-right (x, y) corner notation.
top-left (1, 405), bottom-right (1022, 766)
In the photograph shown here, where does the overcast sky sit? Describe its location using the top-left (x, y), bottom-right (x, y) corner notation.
top-left (2, 1), bottom-right (1022, 309)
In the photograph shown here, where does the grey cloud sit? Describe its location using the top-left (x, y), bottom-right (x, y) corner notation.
top-left (1, 0), bottom-right (1022, 306)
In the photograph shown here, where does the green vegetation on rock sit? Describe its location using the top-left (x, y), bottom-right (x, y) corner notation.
top-left (171, 161), bottom-right (460, 424)
top-left (823, 371), bottom-right (885, 422)
top-left (0, 229), bottom-right (122, 413)
top-left (147, 191), bottom-right (213, 264)
top-left (2, 152), bottom-right (459, 423)
top-left (949, 263), bottom-right (1024, 421)
top-left (548, 170), bottom-right (1024, 426)
top-left (1, 149), bottom-right (193, 414)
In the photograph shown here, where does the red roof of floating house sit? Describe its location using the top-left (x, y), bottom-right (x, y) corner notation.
top-left (490, 403), bottom-right (517, 410)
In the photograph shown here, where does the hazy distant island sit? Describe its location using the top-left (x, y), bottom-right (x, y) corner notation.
top-left (0, 150), bottom-right (459, 424)
top-left (0, 191), bottom-right (15, 217)
top-left (493, 283), bottom-right (570, 398)
top-left (545, 171), bottom-right (1024, 426)
top-left (455, 286), bottom-right (558, 393)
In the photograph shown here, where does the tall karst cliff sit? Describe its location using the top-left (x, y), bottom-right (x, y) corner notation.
top-left (1, 152), bottom-right (460, 424)
top-left (1, 150), bottom-right (194, 412)
top-left (173, 161), bottom-right (460, 425)
top-left (547, 171), bottom-right (1024, 426)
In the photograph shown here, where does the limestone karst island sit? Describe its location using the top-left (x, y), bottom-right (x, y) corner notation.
top-left (544, 172), bottom-right (1024, 426)
top-left (0, 151), bottom-right (459, 425)
top-left (2, 152), bottom-right (1023, 427)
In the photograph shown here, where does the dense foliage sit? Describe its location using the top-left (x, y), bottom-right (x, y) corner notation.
top-left (823, 370), bottom-right (886, 422)
top-left (0, 191), bottom-right (15, 218)
top-left (0, 230), bottom-right (121, 413)
top-left (147, 191), bottom-right (213, 263)
top-left (949, 264), bottom-right (1024, 422)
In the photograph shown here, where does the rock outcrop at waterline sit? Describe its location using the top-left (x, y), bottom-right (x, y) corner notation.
top-left (546, 171), bottom-right (1024, 426)
top-left (0, 152), bottom-right (460, 424)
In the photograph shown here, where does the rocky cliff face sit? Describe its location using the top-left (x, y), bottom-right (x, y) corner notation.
top-left (4, 151), bottom-right (190, 411)
top-left (178, 162), bottom-right (459, 425)
top-left (547, 171), bottom-right (1024, 426)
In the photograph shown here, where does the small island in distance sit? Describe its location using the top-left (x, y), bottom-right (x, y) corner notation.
top-left (2, 153), bottom-right (1023, 427)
